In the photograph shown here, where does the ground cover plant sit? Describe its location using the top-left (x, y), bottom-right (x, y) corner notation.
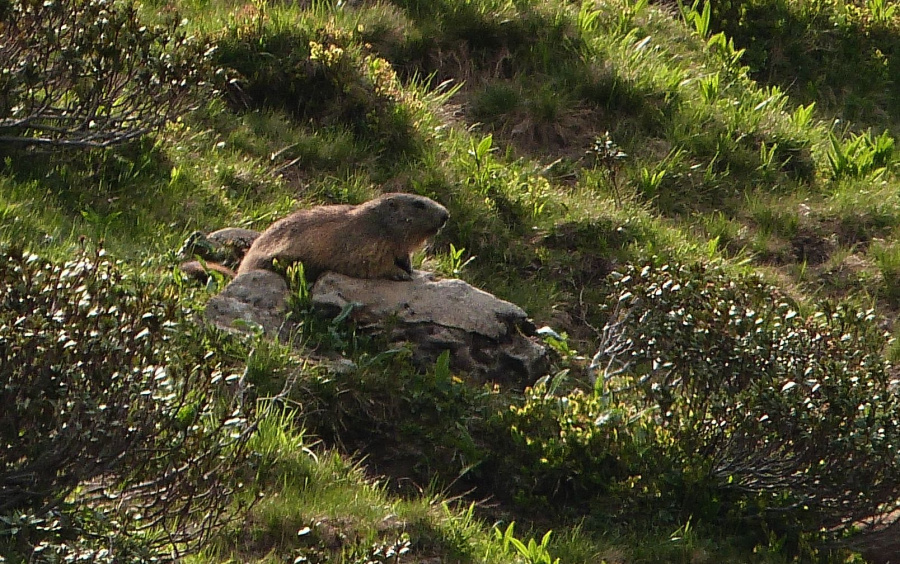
top-left (5, 0), bottom-right (900, 561)
top-left (0, 245), bottom-right (256, 561)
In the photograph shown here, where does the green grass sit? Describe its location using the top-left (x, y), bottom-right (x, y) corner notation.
top-left (8, 0), bottom-right (900, 561)
top-left (194, 399), bottom-right (803, 564)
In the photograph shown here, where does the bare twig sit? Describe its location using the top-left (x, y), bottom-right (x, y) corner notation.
top-left (587, 300), bottom-right (633, 390)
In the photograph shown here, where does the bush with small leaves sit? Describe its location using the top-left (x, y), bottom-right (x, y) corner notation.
top-left (0, 245), bottom-right (254, 561)
top-left (0, 0), bottom-right (215, 148)
top-left (488, 372), bottom-right (665, 510)
top-left (486, 260), bottom-right (900, 549)
top-left (602, 260), bottom-right (900, 536)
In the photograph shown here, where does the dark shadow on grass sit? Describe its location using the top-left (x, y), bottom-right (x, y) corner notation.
top-left (0, 139), bottom-right (177, 239)
top-left (711, 0), bottom-right (900, 131)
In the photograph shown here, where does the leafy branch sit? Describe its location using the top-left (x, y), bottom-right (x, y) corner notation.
top-left (0, 0), bottom-right (215, 148)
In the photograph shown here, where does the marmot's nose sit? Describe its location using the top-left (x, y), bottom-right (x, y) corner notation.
top-left (438, 210), bottom-right (450, 226)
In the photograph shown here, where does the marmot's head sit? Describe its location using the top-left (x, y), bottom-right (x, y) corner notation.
top-left (367, 193), bottom-right (450, 239)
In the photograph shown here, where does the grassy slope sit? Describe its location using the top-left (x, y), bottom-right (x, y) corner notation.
top-left (5, 0), bottom-right (900, 561)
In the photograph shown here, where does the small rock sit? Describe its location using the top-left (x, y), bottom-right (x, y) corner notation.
top-left (205, 270), bottom-right (294, 338)
top-left (205, 227), bottom-right (261, 254)
top-left (178, 227), bottom-right (261, 268)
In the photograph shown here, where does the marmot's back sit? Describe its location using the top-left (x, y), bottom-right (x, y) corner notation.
top-left (237, 193), bottom-right (449, 280)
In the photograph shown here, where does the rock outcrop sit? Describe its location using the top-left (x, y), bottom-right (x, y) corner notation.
top-left (186, 228), bottom-right (548, 386)
top-left (312, 272), bottom-right (548, 386)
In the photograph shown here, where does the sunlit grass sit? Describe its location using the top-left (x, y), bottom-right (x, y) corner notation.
top-left (5, 0), bottom-right (900, 561)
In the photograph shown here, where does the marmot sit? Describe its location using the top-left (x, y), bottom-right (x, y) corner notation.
top-left (181, 192), bottom-right (449, 281)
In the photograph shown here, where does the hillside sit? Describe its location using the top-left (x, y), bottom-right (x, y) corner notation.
top-left (4, 0), bottom-right (900, 561)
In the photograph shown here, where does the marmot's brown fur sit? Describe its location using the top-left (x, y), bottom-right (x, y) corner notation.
top-left (182, 193), bottom-right (449, 281)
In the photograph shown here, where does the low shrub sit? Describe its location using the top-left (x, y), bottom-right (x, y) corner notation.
top-left (610, 261), bottom-right (900, 535)
top-left (488, 372), bottom-right (667, 511)
top-left (488, 259), bottom-right (900, 547)
top-left (0, 245), bottom-right (255, 562)
top-left (0, 0), bottom-right (214, 148)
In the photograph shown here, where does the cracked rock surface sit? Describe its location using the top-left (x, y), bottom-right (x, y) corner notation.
top-left (312, 271), bottom-right (548, 386)
top-left (205, 269), bottom-right (547, 386)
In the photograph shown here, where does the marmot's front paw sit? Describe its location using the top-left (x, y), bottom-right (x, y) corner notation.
top-left (388, 268), bottom-right (414, 281)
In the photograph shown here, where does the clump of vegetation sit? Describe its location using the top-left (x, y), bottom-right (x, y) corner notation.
top-left (477, 260), bottom-right (900, 552)
top-left (213, 9), bottom-right (420, 158)
top-left (0, 245), bottom-right (255, 561)
top-left (607, 262), bottom-right (900, 532)
top-left (488, 372), bottom-right (659, 510)
top-left (271, 256), bottom-right (900, 552)
top-left (0, 0), bottom-right (214, 148)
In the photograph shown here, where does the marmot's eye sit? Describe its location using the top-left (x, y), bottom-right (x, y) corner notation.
top-left (414, 201), bottom-right (426, 209)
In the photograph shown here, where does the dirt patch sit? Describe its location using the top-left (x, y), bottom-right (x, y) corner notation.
top-left (812, 253), bottom-right (875, 299)
top-left (791, 228), bottom-right (835, 266)
top-left (482, 102), bottom-right (609, 163)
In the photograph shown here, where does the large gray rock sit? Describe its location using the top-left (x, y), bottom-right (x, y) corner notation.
top-left (202, 268), bottom-right (548, 386)
top-left (312, 272), bottom-right (548, 386)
